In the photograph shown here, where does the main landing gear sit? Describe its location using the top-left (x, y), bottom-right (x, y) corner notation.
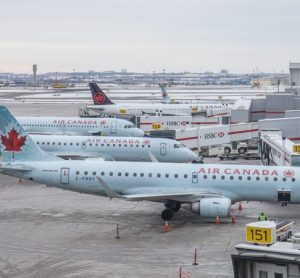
top-left (161, 200), bottom-right (181, 221)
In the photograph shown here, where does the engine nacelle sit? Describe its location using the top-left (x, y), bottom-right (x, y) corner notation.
top-left (191, 197), bottom-right (231, 218)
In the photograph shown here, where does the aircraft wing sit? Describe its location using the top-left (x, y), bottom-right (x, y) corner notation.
top-left (0, 164), bottom-right (32, 172)
top-left (53, 152), bottom-right (109, 161)
top-left (97, 177), bottom-right (222, 203)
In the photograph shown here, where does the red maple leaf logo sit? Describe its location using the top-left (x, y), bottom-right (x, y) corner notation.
top-left (0, 128), bottom-right (26, 159)
top-left (284, 169), bottom-right (294, 178)
top-left (94, 93), bottom-right (105, 104)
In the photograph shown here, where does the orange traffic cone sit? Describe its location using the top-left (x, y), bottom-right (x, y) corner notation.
top-left (238, 202), bottom-right (242, 211)
top-left (231, 214), bottom-right (236, 224)
top-left (215, 216), bottom-right (220, 225)
top-left (164, 221), bottom-right (169, 233)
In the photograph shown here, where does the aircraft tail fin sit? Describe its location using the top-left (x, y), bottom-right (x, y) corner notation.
top-left (89, 82), bottom-right (114, 105)
top-left (160, 83), bottom-right (171, 104)
top-left (0, 105), bottom-right (60, 162)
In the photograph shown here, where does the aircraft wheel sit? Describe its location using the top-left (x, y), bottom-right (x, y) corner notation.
top-left (161, 209), bottom-right (174, 221)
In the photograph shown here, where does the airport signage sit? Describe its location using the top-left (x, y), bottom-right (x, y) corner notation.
top-left (246, 226), bottom-right (274, 245)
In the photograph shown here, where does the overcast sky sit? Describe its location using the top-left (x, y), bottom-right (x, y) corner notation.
top-left (1, 0), bottom-right (300, 73)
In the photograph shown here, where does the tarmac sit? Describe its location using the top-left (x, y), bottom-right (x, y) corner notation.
top-left (1, 100), bottom-right (300, 277)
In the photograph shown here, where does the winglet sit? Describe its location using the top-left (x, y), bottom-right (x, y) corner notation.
top-left (97, 177), bottom-right (123, 199)
top-left (147, 151), bottom-right (159, 162)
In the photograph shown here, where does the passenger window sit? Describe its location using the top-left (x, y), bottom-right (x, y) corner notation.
top-left (165, 174), bottom-right (169, 178)
top-left (101, 172), bottom-right (105, 176)
top-left (204, 175), bottom-right (207, 179)
top-left (90, 143), bottom-right (92, 146)
top-left (292, 178), bottom-right (296, 182)
top-left (247, 176), bottom-right (251, 181)
top-left (274, 177), bottom-right (277, 181)
top-left (283, 177), bottom-right (286, 182)
top-left (125, 172), bottom-right (129, 176)
top-left (140, 173), bottom-right (144, 177)
top-left (118, 172), bottom-right (121, 176)
top-left (109, 172), bottom-right (113, 176)
top-left (238, 176), bottom-right (242, 180)
top-left (174, 174), bottom-right (178, 178)
top-left (221, 175), bottom-right (225, 180)
top-left (157, 173), bottom-right (161, 178)
top-left (148, 173), bottom-right (152, 177)
top-left (230, 176), bottom-right (234, 180)
top-left (84, 171), bottom-right (88, 175)
top-left (53, 142), bottom-right (55, 145)
top-left (92, 171), bottom-right (96, 176)
top-left (184, 174), bottom-right (188, 179)
top-left (212, 175), bottom-right (216, 179)
top-left (133, 173), bottom-right (137, 177)
top-left (64, 143), bottom-right (67, 145)
top-left (76, 171), bottom-right (79, 175)
top-left (256, 177), bottom-right (260, 181)
top-left (265, 177), bottom-right (269, 181)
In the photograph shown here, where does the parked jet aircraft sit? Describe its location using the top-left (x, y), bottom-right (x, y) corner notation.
top-left (87, 83), bottom-right (228, 116)
top-left (17, 116), bottom-right (144, 137)
top-left (0, 105), bottom-right (297, 221)
top-left (30, 134), bottom-right (197, 162)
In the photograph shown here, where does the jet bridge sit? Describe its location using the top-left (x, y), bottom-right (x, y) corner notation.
top-left (259, 131), bottom-right (300, 167)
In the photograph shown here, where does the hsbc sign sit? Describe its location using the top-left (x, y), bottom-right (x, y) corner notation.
top-left (203, 131), bottom-right (226, 140)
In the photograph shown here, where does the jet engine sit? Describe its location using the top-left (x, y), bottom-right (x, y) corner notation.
top-left (190, 197), bottom-right (231, 217)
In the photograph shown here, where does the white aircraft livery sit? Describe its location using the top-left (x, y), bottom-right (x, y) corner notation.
top-left (0, 105), bottom-right (298, 221)
top-left (87, 83), bottom-right (228, 116)
top-left (30, 134), bottom-right (197, 162)
top-left (17, 116), bottom-right (144, 137)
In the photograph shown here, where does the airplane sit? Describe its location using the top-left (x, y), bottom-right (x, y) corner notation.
top-left (160, 83), bottom-right (172, 104)
top-left (0, 105), bottom-right (298, 221)
top-left (87, 83), bottom-right (228, 116)
top-left (30, 134), bottom-right (198, 162)
top-left (16, 116), bottom-right (144, 137)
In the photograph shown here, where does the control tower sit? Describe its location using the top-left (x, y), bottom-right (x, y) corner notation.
top-left (32, 64), bottom-right (37, 87)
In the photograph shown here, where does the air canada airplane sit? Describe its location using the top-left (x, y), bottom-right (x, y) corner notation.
top-left (30, 134), bottom-right (197, 162)
top-left (0, 105), bottom-right (298, 221)
top-left (87, 83), bottom-right (228, 116)
top-left (17, 116), bottom-right (144, 137)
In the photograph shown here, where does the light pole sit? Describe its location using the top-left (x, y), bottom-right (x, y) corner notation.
top-left (73, 69), bottom-right (76, 87)
top-left (152, 71), bottom-right (156, 87)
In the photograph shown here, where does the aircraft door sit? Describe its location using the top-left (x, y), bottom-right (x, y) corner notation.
top-left (160, 143), bottom-right (167, 155)
top-left (60, 168), bottom-right (70, 185)
top-left (110, 121), bottom-right (117, 134)
top-left (192, 172), bottom-right (198, 183)
top-left (81, 141), bottom-right (86, 150)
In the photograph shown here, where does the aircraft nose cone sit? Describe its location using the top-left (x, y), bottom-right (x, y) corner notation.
top-left (189, 150), bottom-right (198, 161)
top-left (133, 128), bottom-right (144, 137)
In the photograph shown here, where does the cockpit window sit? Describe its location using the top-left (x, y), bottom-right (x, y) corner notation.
top-left (174, 144), bottom-right (180, 148)
top-left (124, 125), bottom-right (134, 129)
